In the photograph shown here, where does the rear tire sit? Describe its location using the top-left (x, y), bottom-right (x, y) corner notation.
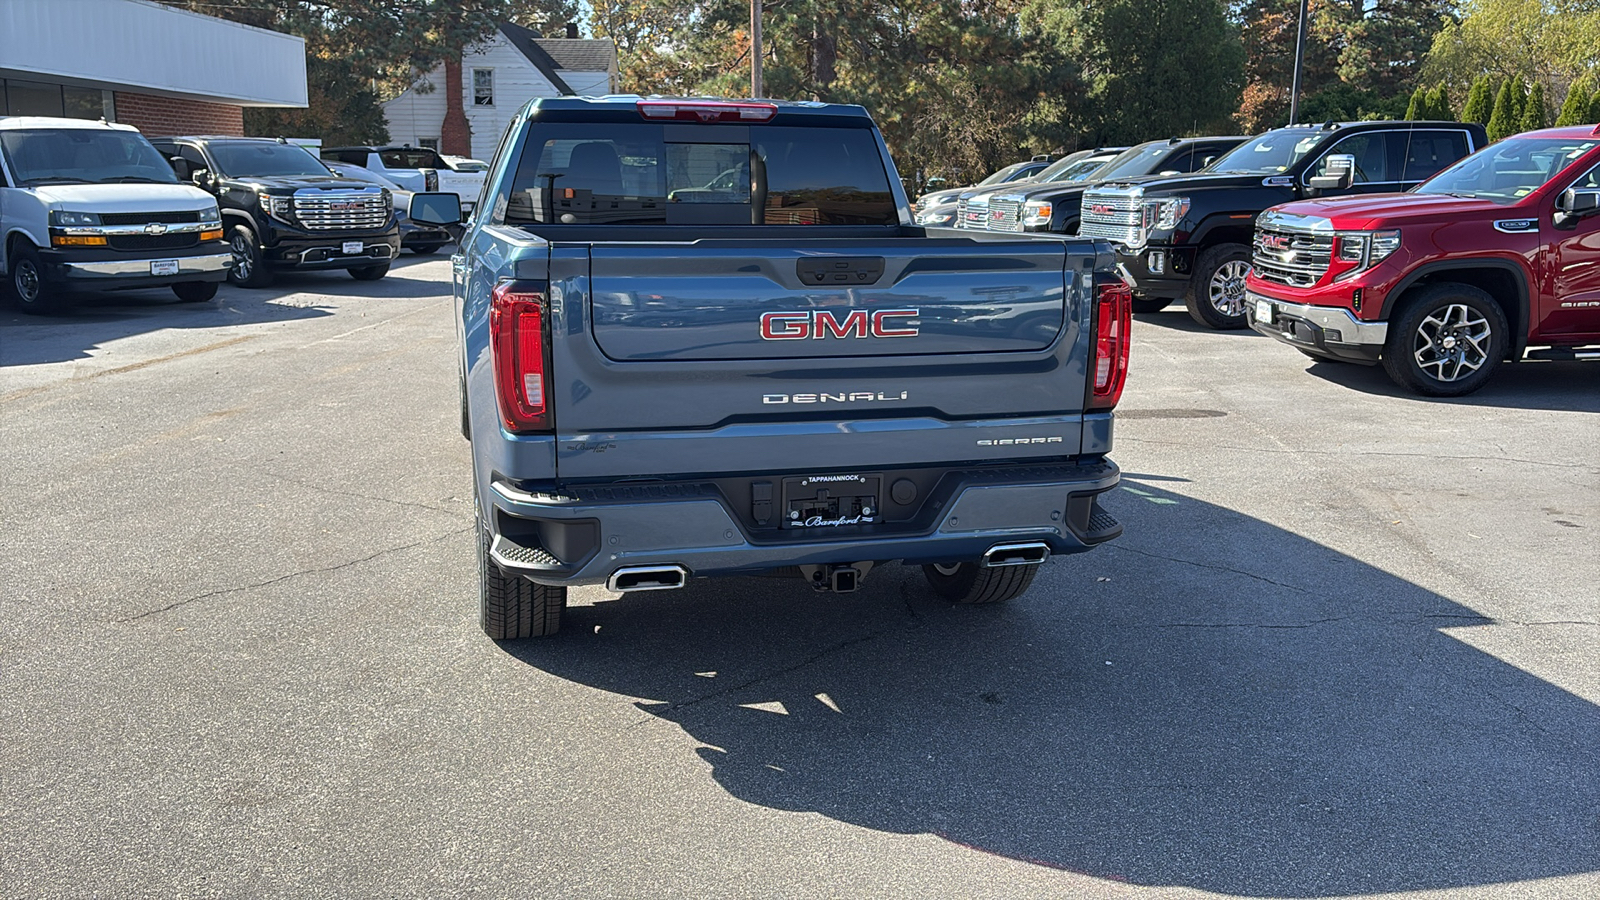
top-left (1380, 283), bottom-right (1507, 397)
top-left (478, 493), bottom-right (565, 639)
top-left (5, 240), bottom-right (66, 314)
top-left (1132, 296), bottom-right (1172, 314)
top-left (1185, 242), bottom-right (1252, 330)
top-left (348, 262), bottom-right (390, 281)
top-left (172, 281), bottom-right (218, 303)
top-left (921, 561), bottom-right (1039, 605)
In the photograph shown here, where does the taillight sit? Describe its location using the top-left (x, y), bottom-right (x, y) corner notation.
top-left (490, 281), bottom-right (552, 433)
top-left (1088, 278), bottom-right (1132, 410)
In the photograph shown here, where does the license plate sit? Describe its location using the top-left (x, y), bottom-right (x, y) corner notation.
top-left (1255, 299), bottom-right (1273, 324)
top-left (342, 241), bottom-right (363, 256)
top-left (782, 474), bottom-right (882, 529)
top-left (150, 259), bottom-right (179, 276)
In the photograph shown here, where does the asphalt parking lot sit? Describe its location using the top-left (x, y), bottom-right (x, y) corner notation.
top-left (2, 257), bottom-right (1596, 899)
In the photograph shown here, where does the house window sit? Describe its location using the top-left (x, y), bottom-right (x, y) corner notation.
top-left (419, 138), bottom-right (440, 151)
top-left (473, 69), bottom-right (494, 106)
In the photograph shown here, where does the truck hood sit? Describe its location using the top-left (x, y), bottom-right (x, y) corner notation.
top-left (1269, 192), bottom-right (1513, 229)
top-left (1094, 171), bottom-right (1285, 197)
top-left (228, 175), bottom-right (379, 191)
top-left (29, 183), bottom-right (215, 212)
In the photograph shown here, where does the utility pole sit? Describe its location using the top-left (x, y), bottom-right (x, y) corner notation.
top-left (751, 0), bottom-right (763, 98)
top-left (1288, 0), bottom-right (1309, 124)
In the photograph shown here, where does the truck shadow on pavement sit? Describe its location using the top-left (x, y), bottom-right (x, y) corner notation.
top-left (501, 483), bottom-right (1599, 897)
top-left (0, 253), bottom-right (452, 368)
top-left (1300, 356), bottom-right (1600, 414)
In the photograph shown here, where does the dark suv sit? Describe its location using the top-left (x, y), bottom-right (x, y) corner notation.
top-left (1078, 120), bottom-right (1486, 324)
top-left (151, 136), bottom-right (400, 287)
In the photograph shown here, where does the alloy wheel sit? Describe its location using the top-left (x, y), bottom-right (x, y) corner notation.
top-left (1208, 260), bottom-right (1251, 317)
top-left (1412, 303), bottom-right (1492, 383)
top-left (230, 232), bottom-right (253, 282)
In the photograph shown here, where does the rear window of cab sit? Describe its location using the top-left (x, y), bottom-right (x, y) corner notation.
top-left (499, 123), bottom-right (898, 226)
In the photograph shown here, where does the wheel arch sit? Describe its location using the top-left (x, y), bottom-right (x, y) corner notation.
top-left (1384, 260), bottom-right (1530, 359)
top-left (1187, 214), bottom-right (1255, 251)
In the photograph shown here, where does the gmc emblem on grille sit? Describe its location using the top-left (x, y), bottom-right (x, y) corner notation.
top-left (760, 309), bottom-right (920, 340)
top-left (1091, 204), bottom-right (1112, 215)
top-left (1258, 233), bottom-right (1291, 251)
top-left (329, 201), bottom-right (357, 211)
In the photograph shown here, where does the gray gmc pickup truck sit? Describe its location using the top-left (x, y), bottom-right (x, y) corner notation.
top-left (420, 96), bottom-right (1131, 639)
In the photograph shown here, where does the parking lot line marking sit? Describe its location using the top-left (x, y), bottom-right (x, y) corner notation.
top-left (0, 335), bottom-right (256, 405)
top-left (301, 299), bottom-right (448, 348)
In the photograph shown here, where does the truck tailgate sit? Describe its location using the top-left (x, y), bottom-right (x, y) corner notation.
top-left (546, 236), bottom-right (1102, 478)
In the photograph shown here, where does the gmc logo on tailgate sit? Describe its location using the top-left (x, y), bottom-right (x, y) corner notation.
top-left (760, 309), bottom-right (920, 340)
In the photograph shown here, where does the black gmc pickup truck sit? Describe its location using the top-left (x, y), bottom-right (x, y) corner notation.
top-left (151, 136), bottom-right (400, 288)
top-left (1077, 120), bottom-right (1487, 325)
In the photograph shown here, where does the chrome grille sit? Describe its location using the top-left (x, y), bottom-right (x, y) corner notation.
top-left (293, 188), bottom-right (389, 231)
top-left (956, 196), bottom-right (989, 229)
top-left (1252, 224), bottom-right (1334, 288)
top-left (1079, 186), bottom-right (1145, 246)
top-left (988, 198), bottom-right (1023, 232)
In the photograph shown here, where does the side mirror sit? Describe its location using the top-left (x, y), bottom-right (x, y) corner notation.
top-left (410, 191), bottom-right (463, 226)
top-left (1553, 187), bottom-right (1600, 229)
top-left (190, 168), bottom-right (214, 190)
top-left (1200, 156), bottom-right (1217, 168)
top-left (1308, 153), bottom-right (1356, 192)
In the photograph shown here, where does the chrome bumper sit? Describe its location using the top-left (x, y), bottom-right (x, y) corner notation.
top-left (61, 252), bottom-right (233, 280)
top-left (1247, 292), bottom-right (1388, 346)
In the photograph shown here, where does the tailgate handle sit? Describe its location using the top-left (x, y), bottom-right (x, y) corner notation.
top-left (797, 257), bottom-right (885, 286)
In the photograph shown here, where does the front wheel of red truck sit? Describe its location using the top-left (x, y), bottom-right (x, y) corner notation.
top-left (477, 504), bottom-right (566, 639)
top-left (1381, 284), bottom-right (1507, 397)
top-left (922, 562), bottom-right (1039, 605)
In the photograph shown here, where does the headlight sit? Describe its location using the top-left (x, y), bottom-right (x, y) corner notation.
top-left (1332, 230), bottom-right (1401, 281)
top-left (1023, 200), bottom-right (1053, 227)
top-left (258, 192), bottom-right (293, 221)
top-left (50, 210), bottom-right (101, 227)
top-left (199, 206), bottom-right (222, 226)
top-left (1142, 197), bottom-right (1190, 232)
top-left (920, 212), bottom-right (954, 225)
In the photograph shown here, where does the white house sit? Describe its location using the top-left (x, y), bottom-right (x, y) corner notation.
top-left (383, 23), bottom-right (616, 160)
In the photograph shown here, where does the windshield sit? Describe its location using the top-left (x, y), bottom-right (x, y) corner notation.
top-left (0, 128), bottom-right (178, 185)
top-left (1209, 129), bottom-right (1321, 175)
top-left (209, 142), bottom-right (331, 178)
top-left (1417, 137), bottom-right (1599, 203)
top-left (1047, 156), bottom-right (1114, 183)
top-left (1095, 143), bottom-right (1173, 180)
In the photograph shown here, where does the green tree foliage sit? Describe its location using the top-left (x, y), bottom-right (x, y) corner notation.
top-left (1554, 76), bottom-right (1594, 126)
top-left (1519, 81), bottom-right (1547, 131)
top-left (1423, 0), bottom-right (1600, 111)
top-left (1486, 77), bottom-right (1518, 140)
top-left (1426, 84), bottom-right (1454, 120)
top-left (1460, 75), bottom-right (1494, 124)
top-left (1404, 85), bottom-right (1427, 119)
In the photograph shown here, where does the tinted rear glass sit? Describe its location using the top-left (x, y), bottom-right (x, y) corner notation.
top-left (379, 149), bottom-right (448, 169)
top-left (502, 123), bottom-right (897, 226)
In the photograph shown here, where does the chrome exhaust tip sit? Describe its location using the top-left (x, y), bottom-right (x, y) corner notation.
top-left (982, 542), bottom-right (1051, 568)
top-left (607, 565), bottom-right (689, 592)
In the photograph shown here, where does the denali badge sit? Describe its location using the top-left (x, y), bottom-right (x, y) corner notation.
top-left (760, 309), bottom-right (919, 340)
top-left (764, 391), bottom-right (907, 404)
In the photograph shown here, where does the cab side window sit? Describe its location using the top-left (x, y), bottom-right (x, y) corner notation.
top-left (1575, 163), bottom-right (1600, 190)
top-left (1401, 130), bottom-right (1470, 183)
top-left (1313, 132), bottom-right (1393, 184)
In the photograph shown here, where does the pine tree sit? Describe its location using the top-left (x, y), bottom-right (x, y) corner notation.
top-left (1428, 84), bottom-right (1454, 120)
top-left (1404, 85), bottom-right (1427, 119)
top-left (1487, 78), bottom-right (1516, 140)
top-left (1554, 77), bottom-right (1591, 126)
top-left (1461, 76), bottom-right (1493, 124)
top-left (1508, 76), bottom-right (1528, 124)
top-left (1519, 82), bottom-right (1547, 132)
top-left (1591, 90), bottom-right (1600, 124)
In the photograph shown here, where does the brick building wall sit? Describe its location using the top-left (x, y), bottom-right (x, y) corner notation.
top-left (113, 92), bottom-right (244, 136)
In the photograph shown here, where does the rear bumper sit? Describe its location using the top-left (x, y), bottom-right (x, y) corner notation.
top-left (1246, 292), bottom-right (1387, 364)
top-left (485, 461), bottom-right (1122, 587)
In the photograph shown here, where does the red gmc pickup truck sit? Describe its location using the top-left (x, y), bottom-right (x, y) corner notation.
top-left (1245, 124), bottom-right (1600, 396)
